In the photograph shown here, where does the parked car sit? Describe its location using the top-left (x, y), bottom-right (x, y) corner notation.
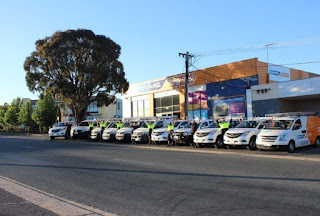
top-left (256, 114), bottom-right (320, 153)
top-left (70, 120), bottom-right (97, 139)
top-left (90, 120), bottom-right (110, 140)
top-left (131, 119), bottom-right (167, 143)
top-left (102, 120), bottom-right (126, 141)
top-left (173, 120), bottom-right (213, 146)
top-left (116, 120), bottom-right (144, 142)
top-left (224, 118), bottom-right (270, 150)
top-left (151, 120), bottom-right (188, 144)
top-left (193, 118), bottom-right (240, 148)
top-left (49, 121), bottom-right (76, 140)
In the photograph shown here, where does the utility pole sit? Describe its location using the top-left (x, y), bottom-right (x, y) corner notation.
top-left (179, 52), bottom-right (194, 120)
top-left (265, 43), bottom-right (276, 64)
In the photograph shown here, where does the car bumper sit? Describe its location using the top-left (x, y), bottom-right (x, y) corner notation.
top-left (49, 131), bottom-right (66, 137)
top-left (173, 135), bottom-right (192, 144)
top-left (132, 134), bottom-right (148, 143)
top-left (194, 135), bottom-right (216, 144)
top-left (151, 135), bottom-right (168, 142)
top-left (224, 137), bottom-right (249, 145)
top-left (102, 134), bottom-right (115, 141)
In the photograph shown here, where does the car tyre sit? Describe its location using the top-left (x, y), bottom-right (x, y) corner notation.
top-left (288, 141), bottom-right (295, 153)
top-left (315, 137), bottom-right (320, 148)
top-left (50, 136), bottom-right (55, 140)
top-left (247, 137), bottom-right (257, 151)
top-left (216, 136), bottom-right (224, 149)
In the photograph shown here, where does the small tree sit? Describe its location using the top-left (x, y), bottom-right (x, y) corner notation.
top-left (18, 102), bottom-right (34, 133)
top-left (0, 109), bottom-right (6, 130)
top-left (32, 95), bottom-right (57, 133)
top-left (4, 98), bottom-right (22, 130)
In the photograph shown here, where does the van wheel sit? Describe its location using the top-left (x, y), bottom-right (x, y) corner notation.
top-left (195, 143), bottom-right (201, 148)
top-left (315, 137), bottom-right (320, 148)
top-left (288, 141), bottom-right (295, 153)
top-left (50, 136), bottom-right (55, 140)
top-left (247, 137), bottom-right (257, 151)
top-left (216, 136), bottom-right (224, 149)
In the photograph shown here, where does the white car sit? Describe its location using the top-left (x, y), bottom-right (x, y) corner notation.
top-left (224, 118), bottom-right (270, 150)
top-left (256, 115), bottom-right (320, 153)
top-left (49, 122), bottom-right (76, 140)
top-left (173, 120), bottom-right (213, 146)
top-left (116, 120), bottom-right (143, 142)
top-left (102, 121), bottom-right (125, 141)
top-left (193, 119), bottom-right (239, 148)
top-left (131, 120), bottom-right (166, 143)
top-left (151, 120), bottom-right (188, 144)
top-left (70, 120), bottom-right (97, 139)
top-left (90, 121), bottom-right (111, 140)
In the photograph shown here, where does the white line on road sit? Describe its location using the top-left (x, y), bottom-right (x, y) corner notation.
top-left (113, 158), bottom-right (155, 165)
top-left (22, 146), bottom-right (40, 150)
top-left (0, 175), bottom-right (115, 216)
top-left (0, 201), bottom-right (29, 206)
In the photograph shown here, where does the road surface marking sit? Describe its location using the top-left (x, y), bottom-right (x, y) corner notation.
top-left (0, 202), bottom-right (29, 206)
top-left (113, 158), bottom-right (155, 165)
top-left (131, 145), bottom-right (320, 162)
top-left (0, 175), bottom-right (115, 216)
top-left (22, 146), bottom-right (40, 150)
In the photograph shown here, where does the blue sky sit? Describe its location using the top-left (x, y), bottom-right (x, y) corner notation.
top-left (1, 0), bottom-right (320, 104)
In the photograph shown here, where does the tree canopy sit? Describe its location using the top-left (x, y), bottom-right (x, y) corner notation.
top-left (24, 29), bottom-right (129, 123)
top-left (18, 101), bottom-right (34, 132)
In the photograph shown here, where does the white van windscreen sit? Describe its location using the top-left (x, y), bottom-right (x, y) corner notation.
top-left (265, 120), bottom-right (293, 130)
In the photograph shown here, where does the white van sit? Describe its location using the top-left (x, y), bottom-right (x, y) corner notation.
top-left (256, 115), bottom-right (320, 153)
top-left (173, 120), bottom-right (212, 146)
top-left (151, 120), bottom-right (188, 144)
top-left (224, 118), bottom-right (270, 150)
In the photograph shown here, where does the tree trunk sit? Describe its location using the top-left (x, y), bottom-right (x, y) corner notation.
top-left (73, 108), bottom-right (87, 124)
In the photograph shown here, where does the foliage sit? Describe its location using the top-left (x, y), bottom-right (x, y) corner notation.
top-left (0, 109), bottom-right (6, 129)
top-left (18, 102), bottom-right (34, 132)
top-left (24, 29), bottom-right (129, 123)
top-left (4, 98), bottom-right (22, 129)
top-left (32, 95), bottom-right (57, 132)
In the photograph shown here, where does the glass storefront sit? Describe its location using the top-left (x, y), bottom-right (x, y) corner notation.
top-left (132, 97), bottom-right (149, 117)
top-left (154, 95), bottom-right (180, 118)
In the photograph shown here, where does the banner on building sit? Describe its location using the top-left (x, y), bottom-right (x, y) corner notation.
top-left (212, 95), bottom-right (246, 118)
top-left (188, 90), bottom-right (208, 120)
top-left (268, 64), bottom-right (290, 82)
top-left (126, 72), bottom-right (197, 96)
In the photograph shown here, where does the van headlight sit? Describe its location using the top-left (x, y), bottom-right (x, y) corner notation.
top-left (278, 133), bottom-right (288, 141)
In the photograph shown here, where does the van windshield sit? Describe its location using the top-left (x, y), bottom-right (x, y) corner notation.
top-left (237, 121), bottom-right (258, 128)
top-left (265, 120), bottom-right (293, 130)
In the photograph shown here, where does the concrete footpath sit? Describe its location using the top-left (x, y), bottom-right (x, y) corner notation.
top-left (0, 175), bottom-right (114, 216)
top-left (0, 188), bottom-right (57, 216)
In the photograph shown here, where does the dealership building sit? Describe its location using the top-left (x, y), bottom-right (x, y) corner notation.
top-left (123, 58), bottom-right (319, 119)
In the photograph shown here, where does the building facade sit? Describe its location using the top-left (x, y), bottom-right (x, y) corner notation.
top-left (248, 77), bottom-right (320, 117)
top-left (123, 58), bottom-right (318, 120)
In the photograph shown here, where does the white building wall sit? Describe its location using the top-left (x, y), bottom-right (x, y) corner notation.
top-left (122, 96), bottom-right (132, 118)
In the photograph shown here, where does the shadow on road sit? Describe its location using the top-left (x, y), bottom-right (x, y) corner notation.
top-left (0, 162), bottom-right (319, 183)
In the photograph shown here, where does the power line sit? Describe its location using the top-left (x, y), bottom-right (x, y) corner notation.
top-left (194, 36), bottom-right (320, 57)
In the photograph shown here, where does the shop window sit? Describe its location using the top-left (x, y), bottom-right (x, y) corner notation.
top-left (173, 95), bottom-right (179, 106)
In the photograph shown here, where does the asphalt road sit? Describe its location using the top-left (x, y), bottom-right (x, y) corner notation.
top-left (0, 134), bottom-right (319, 216)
